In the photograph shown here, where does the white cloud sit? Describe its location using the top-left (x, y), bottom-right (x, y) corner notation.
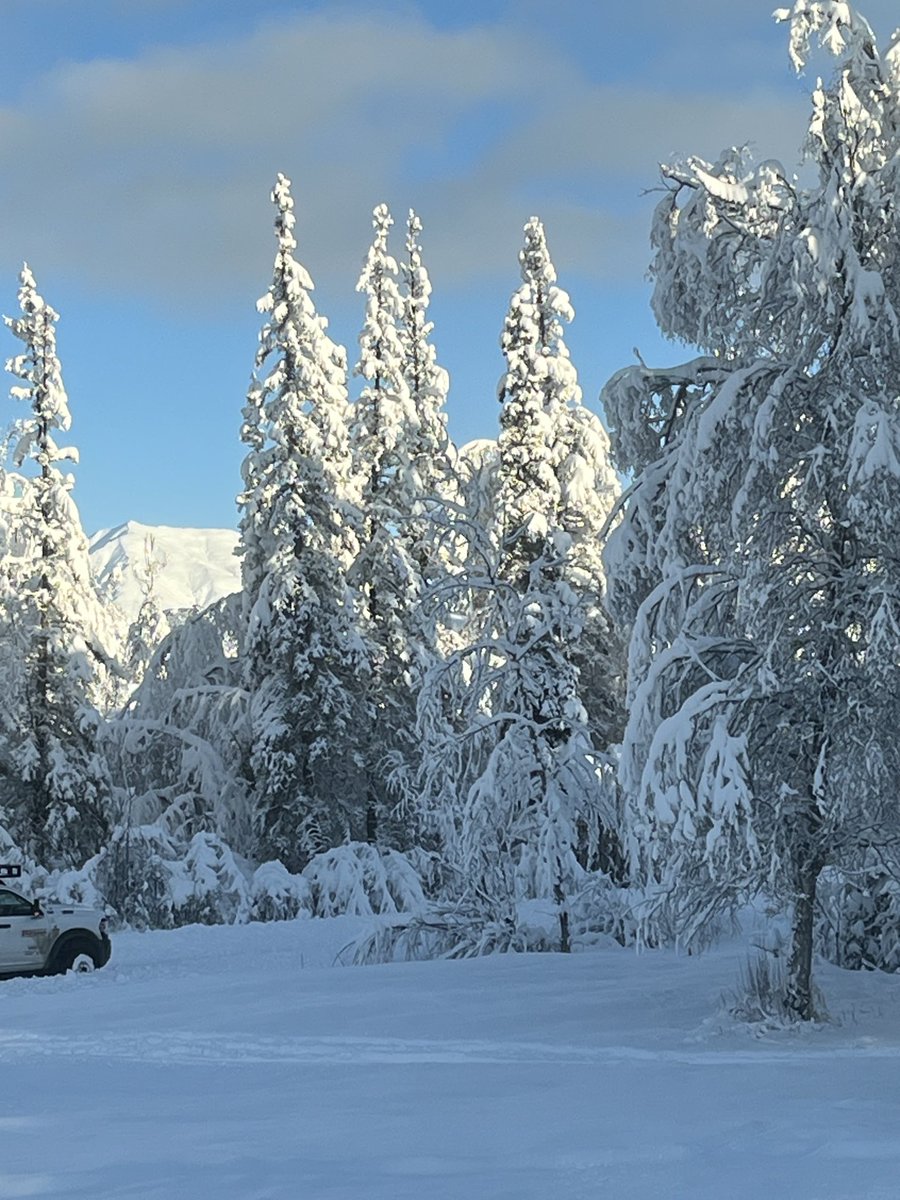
top-left (0, 4), bottom-right (828, 309)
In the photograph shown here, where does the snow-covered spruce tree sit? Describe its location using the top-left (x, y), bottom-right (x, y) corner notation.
top-left (239, 174), bottom-right (369, 870)
top-left (500, 217), bottom-right (623, 860)
top-left (497, 218), bottom-right (622, 757)
top-left (349, 203), bottom-right (433, 846)
top-left (413, 219), bottom-right (618, 950)
top-left (497, 216), bottom-right (620, 926)
top-left (604, 3), bottom-right (900, 1018)
top-left (397, 209), bottom-right (472, 667)
top-left (350, 204), bottom-right (415, 517)
top-left (237, 372), bottom-right (268, 621)
top-left (0, 466), bottom-right (32, 813)
top-left (399, 210), bottom-right (459, 573)
top-left (2, 265), bottom-right (116, 867)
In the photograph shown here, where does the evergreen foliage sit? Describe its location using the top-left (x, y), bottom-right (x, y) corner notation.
top-left (497, 218), bottom-right (623, 754)
top-left (349, 204), bottom-right (436, 846)
top-left (399, 210), bottom-right (458, 570)
top-left (238, 175), bottom-right (368, 870)
top-left (1, 266), bottom-right (115, 867)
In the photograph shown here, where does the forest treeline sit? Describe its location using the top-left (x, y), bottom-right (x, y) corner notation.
top-left (1, 2), bottom-right (898, 1019)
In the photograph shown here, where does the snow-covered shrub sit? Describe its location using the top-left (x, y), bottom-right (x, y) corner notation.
top-left (170, 833), bottom-right (248, 927)
top-left (0, 816), bottom-right (314, 931)
top-left (92, 827), bottom-right (248, 929)
top-left (93, 824), bottom-right (184, 930)
top-left (725, 951), bottom-right (790, 1026)
top-left (816, 867), bottom-right (900, 974)
top-left (352, 900), bottom-right (556, 965)
top-left (567, 874), bottom-right (644, 948)
top-left (364, 878), bottom-right (650, 962)
top-left (247, 860), bottom-right (311, 923)
top-left (45, 856), bottom-right (106, 911)
top-left (401, 844), bottom-right (444, 899)
top-left (303, 842), bottom-right (425, 918)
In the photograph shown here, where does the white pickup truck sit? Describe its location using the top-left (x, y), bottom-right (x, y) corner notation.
top-left (0, 865), bottom-right (111, 977)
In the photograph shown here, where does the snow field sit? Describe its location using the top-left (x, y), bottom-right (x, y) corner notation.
top-left (0, 919), bottom-right (899, 1198)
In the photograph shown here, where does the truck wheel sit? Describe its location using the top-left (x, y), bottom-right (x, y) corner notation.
top-left (53, 940), bottom-right (99, 975)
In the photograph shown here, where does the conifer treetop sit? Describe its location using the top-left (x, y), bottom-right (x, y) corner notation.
top-left (252, 172), bottom-right (350, 494)
top-left (402, 209), bottom-right (438, 394)
top-left (400, 208), bottom-right (454, 504)
top-left (5, 264), bottom-right (77, 472)
top-left (355, 203), bottom-right (408, 394)
top-left (238, 172), bottom-right (355, 614)
top-left (497, 217), bottom-right (581, 564)
top-left (499, 217), bottom-right (579, 411)
top-left (351, 201), bottom-right (418, 522)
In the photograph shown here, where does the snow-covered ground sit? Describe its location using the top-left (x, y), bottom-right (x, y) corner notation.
top-left (1, 917), bottom-right (899, 1199)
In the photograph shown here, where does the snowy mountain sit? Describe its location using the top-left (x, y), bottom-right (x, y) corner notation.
top-left (89, 521), bottom-right (241, 624)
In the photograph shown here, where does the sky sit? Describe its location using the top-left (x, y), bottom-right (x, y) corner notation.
top-left (1, 0), bottom-right (898, 535)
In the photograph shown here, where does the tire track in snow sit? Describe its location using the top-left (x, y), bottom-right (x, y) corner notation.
top-left (0, 1031), bottom-right (896, 1068)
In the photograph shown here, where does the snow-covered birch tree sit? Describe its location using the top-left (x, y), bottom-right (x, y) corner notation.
top-left (119, 534), bottom-right (170, 701)
top-left (1, 265), bottom-right (115, 867)
top-left (112, 591), bottom-right (250, 853)
top-left (605, 2), bottom-right (900, 1018)
top-left (414, 219), bottom-right (618, 947)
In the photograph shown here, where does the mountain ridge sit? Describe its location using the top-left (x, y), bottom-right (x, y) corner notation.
top-left (89, 520), bottom-right (241, 625)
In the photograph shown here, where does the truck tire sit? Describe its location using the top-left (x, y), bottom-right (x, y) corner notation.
top-left (49, 934), bottom-right (103, 975)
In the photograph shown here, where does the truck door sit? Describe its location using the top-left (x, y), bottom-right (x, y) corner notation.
top-left (0, 889), bottom-right (50, 971)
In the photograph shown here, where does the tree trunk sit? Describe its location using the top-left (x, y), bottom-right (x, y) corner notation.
top-left (554, 880), bottom-right (571, 954)
top-left (785, 861), bottom-right (821, 1021)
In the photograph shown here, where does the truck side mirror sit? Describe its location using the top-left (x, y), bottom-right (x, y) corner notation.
top-left (31, 901), bottom-right (42, 918)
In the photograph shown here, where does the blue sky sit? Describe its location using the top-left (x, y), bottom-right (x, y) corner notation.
top-left (1, 0), bottom-right (897, 534)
